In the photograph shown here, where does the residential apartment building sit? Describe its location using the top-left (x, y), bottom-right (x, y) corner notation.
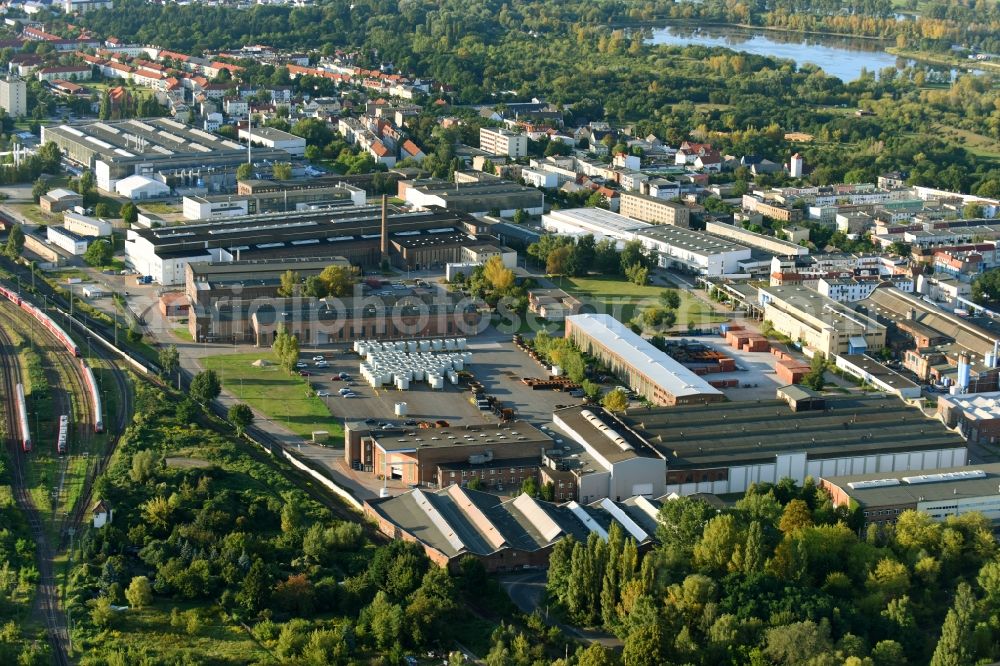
top-left (0, 77), bottom-right (26, 117)
top-left (479, 127), bottom-right (528, 158)
top-left (620, 192), bottom-right (690, 228)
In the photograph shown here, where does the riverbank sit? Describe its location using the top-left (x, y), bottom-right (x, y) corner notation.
top-left (629, 18), bottom-right (890, 42)
top-left (885, 46), bottom-right (1000, 73)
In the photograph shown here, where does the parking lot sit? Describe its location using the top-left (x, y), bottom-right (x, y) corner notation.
top-left (302, 335), bottom-right (588, 429)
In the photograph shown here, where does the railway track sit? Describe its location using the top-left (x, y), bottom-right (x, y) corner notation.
top-left (0, 318), bottom-right (71, 666)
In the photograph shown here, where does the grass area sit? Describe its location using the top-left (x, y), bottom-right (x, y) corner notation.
top-left (8, 203), bottom-right (58, 226)
top-left (561, 275), bottom-right (729, 326)
top-left (172, 326), bottom-right (193, 342)
top-left (201, 352), bottom-right (344, 439)
top-left (933, 125), bottom-right (1000, 160)
top-left (138, 202), bottom-right (181, 214)
top-left (76, 602), bottom-right (272, 663)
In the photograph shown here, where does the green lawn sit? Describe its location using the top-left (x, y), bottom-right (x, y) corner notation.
top-left (201, 353), bottom-right (343, 439)
top-left (172, 326), bottom-right (193, 342)
top-left (561, 275), bottom-right (729, 326)
top-left (139, 202), bottom-right (182, 214)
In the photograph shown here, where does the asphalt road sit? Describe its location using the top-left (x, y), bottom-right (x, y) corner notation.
top-left (499, 571), bottom-right (623, 649)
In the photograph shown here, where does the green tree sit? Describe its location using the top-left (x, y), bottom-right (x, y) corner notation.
top-left (546, 244), bottom-right (573, 275)
top-left (237, 559), bottom-right (270, 613)
top-left (190, 369), bottom-right (221, 404)
top-left (602, 388), bottom-right (629, 413)
top-left (83, 239), bottom-right (113, 267)
top-left (520, 476), bottom-right (538, 497)
top-left (803, 352), bottom-right (827, 391)
top-left (158, 344), bottom-right (179, 380)
top-left (30, 178), bottom-right (47, 203)
top-left (764, 620), bottom-right (834, 665)
top-left (93, 202), bottom-right (112, 218)
top-left (125, 576), bottom-right (153, 609)
top-left (779, 498), bottom-right (814, 534)
top-left (4, 224), bottom-right (24, 260)
top-left (963, 203), bottom-right (984, 219)
top-left (660, 289), bottom-right (681, 309)
top-left (581, 379), bottom-right (601, 400)
top-left (625, 263), bottom-right (649, 286)
top-left (930, 583), bottom-right (976, 666)
top-left (89, 595), bottom-right (115, 628)
top-left (277, 269), bottom-right (300, 297)
top-left (228, 403), bottom-right (253, 436)
top-left (319, 264), bottom-right (354, 297)
top-left (130, 449), bottom-right (161, 483)
top-left (121, 202), bottom-right (138, 225)
top-left (272, 326), bottom-right (300, 374)
top-left (236, 162), bottom-right (253, 181)
top-left (272, 162), bottom-right (292, 180)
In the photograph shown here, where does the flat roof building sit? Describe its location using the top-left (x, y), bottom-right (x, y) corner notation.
top-left (605, 392), bottom-right (967, 496)
top-left (565, 313), bottom-right (725, 407)
top-left (553, 405), bottom-right (666, 503)
top-left (834, 354), bottom-right (922, 399)
top-left (46, 225), bottom-right (89, 255)
top-left (479, 127), bottom-right (528, 158)
top-left (238, 126), bottom-right (306, 157)
top-left (821, 463), bottom-right (1000, 528)
top-left (124, 205), bottom-right (489, 285)
top-left (705, 219), bottom-right (808, 256)
top-left (636, 224), bottom-right (752, 276)
top-left (400, 178), bottom-right (544, 218)
top-left (542, 208), bottom-right (652, 249)
top-left (619, 192), bottom-right (690, 228)
top-left (42, 118), bottom-right (290, 192)
top-left (758, 285), bottom-right (887, 357)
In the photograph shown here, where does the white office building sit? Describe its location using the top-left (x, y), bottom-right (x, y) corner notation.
top-left (541, 208), bottom-right (651, 249)
top-left (636, 225), bottom-right (752, 276)
top-left (62, 211), bottom-right (112, 237)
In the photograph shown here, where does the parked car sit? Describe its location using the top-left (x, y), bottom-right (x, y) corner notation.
top-left (342, 392), bottom-right (357, 398)
top-left (311, 355), bottom-right (325, 361)
top-left (338, 372), bottom-right (350, 380)
top-left (316, 390), bottom-right (330, 397)
top-left (315, 361), bottom-right (329, 368)
top-left (338, 388), bottom-right (352, 395)
top-left (299, 371), bottom-right (311, 377)
top-left (295, 361), bottom-right (308, 368)
top-left (568, 389), bottom-right (585, 398)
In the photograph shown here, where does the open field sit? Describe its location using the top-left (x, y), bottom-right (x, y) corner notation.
top-left (562, 275), bottom-right (728, 325)
top-left (201, 352), bottom-right (343, 439)
top-left (934, 125), bottom-right (1000, 160)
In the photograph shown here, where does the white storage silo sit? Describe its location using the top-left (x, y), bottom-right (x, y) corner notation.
top-left (445, 338), bottom-right (456, 351)
top-left (395, 376), bottom-right (410, 390)
top-left (457, 338), bottom-right (467, 350)
top-left (407, 340), bottom-right (417, 353)
top-left (419, 340), bottom-right (431, 352)
top-left (431, 339), bottom-right (443, 351)
top-left (430, 375), bottom-right (445, 390)
top-left (395, 402), bottom-right (408, 416)
top-left (452, 358), bottom-right (464, 371)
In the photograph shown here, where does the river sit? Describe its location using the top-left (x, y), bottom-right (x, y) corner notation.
top-left (648, 24), bottom-right (967, 82)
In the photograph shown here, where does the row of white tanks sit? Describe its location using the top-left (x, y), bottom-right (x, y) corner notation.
top-left (358, 348), bottom-right (472, 390)
top-left (353, 338), bottom-right (468, 356)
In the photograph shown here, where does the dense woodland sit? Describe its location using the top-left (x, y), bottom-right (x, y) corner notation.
top-left (67, 383), bottom-right (511, 664)
top-left (547, 484), bottom-right (1000, 666)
